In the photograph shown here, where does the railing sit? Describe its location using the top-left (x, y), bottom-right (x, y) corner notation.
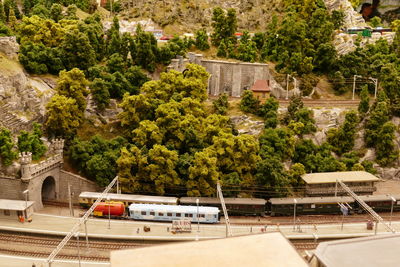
top-left (30, 154), bottom-right (62, 177)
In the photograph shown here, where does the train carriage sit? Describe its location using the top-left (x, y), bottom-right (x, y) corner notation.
top-left (79, 192), bottom-right (179, 209)
top-left (129, 204), bottom-right (220, 223)
top-left (356, 194), bottom-right (400, 213)
top-left (269, 196), bottom-right (355, 216)
top-left (179, 197), bottom-right (266, 216)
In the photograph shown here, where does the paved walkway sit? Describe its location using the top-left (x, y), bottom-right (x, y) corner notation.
top-left (1, 213), bottom-right (400, 240)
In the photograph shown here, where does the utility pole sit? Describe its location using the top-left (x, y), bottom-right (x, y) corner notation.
top-left (369, 77), bottom-right (378, 99)
top-left (68, 184), bottom-right (74, 217)
top-left (217, 182), bottom-right (233, 237)
top-left (293, 199), bottom-right (297, 231)
top-left (286, 74), bottom-right (291, 100)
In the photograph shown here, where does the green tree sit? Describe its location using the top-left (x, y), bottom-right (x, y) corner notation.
top-left (358, 85), bottom-right (370, 116)
top-left (327, 110), bottom-right (358, 155)
top-left (50, 4), bottom-right (62, 22)
top-left (31, 4), bottom-right (49, 19)
top-left (0, 2), bottom-right (7, 23)
top-left (258, 97), bottom-right (279, 128)
top-left (66, 4), bottom-right (78, 20)
top-left (45, 95), bottom-right (82, 138)
top-left (240, 90), bottom-right (259, 113)
top-left (131, 120), bottom-right (163, 149)
top-left (61, 29), bottom-right (96, 71)
top-left (7, 8), bottom-right (16, 29)
top-left (259, 127), bottom-right (295, 160)
top-left (211, 7), bottom-right (237, 46)
top-left (91, 78), bottom-right (110, 111)
top-left (195, 28), bottom-right (210, 51)
top-left (143, 144), bottom-right (180, 195)
top-left (364, 101), bottom-right (390, 147)
top-left (375, 122), bottom-right (398, 166)
top-left (17, 123), bottom-right (47, 161)
top-left (212, 94), bottom-right (229, 115)
top-left (0, 128), bottom-right (17, 166)
top-left (56, 68), bottom-right (90, 112)
top-left (188, 150), bottom-right (219, 196)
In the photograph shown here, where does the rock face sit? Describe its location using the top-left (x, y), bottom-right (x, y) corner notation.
top-left (0, 37), bottom-right (19, 60)
top-left (324, 0), bottom-right (396, 55)
top-left (0, 38), bottom-right (55, 133)
top-left (230, 115), bottom-right (264, 136)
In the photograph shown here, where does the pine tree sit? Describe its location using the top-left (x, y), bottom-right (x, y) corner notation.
top-left (358, 85), bottom-right (370, 116)
top-left (0, 2), bottom-right (6, 23)
top-left (217, 39), bottom-right (227, 58)
top-left (8, 8), bottom-right (16, 29)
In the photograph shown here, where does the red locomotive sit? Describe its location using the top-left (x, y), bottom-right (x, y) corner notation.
top-left (93, 202), bottom-right (125, 217)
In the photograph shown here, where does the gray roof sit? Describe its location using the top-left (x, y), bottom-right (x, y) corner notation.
top-left (180, 197), bottom-right (266, 206)
top-left (111, 232), bottom-right (308, 267)
top-left (0, 199), bottom-right (35, 211)
top-left (269, 196), bottom-right (354, 205)
top-left (79, 192), bottom-right (178, 205)
top-left (301, 171), bottom-right (380, 184)
top-left (360, 194), bottom-right (400, 202)
top-left (314, 234), bottom-right (400, 267)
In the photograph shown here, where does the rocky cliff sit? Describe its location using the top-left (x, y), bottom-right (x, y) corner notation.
top-left (0, 37), bottom-right (56, 133)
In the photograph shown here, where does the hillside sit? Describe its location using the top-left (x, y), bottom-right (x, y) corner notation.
top-left (119, 0), bottom-right (285, 33)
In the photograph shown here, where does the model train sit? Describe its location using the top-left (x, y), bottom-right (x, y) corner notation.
top-left (79, 192), bottom-right (400, 222)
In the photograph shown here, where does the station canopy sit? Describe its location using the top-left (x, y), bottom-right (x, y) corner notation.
top-left (111, 232), bottom-right (308, 267)
top-left (301, 171), bottom-right (380, 184)
top-left (0, 199), bottom-right (35, 211)
top-left (314, 234), bottom-right (400, 267)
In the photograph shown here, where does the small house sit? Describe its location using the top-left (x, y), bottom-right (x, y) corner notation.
top-left (250, 80), bottom-right (271, 102)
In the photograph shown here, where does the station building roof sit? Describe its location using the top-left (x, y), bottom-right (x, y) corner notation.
top-left (301, 171), bottom-right (380, 184)
top-left (313, 234), bottom-right (400, 267)
top-left (0, 199), bottom-right (34, 211)
top-left (110, 232), bottom-right (308, 267)
top-left (79, 192), bottom-right (178, 205)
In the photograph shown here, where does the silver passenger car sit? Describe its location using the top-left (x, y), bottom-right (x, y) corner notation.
top-left (129, 204), bottom-right (220, 223)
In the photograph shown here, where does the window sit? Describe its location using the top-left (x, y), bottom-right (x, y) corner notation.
top-left (199, 214), bottom-right (205, 218)
top-left (4, 210), bottom-right (10, 216)
top-left (141, 211), bottom-right (146, 215)
top-left (185, 214), bottom-right (193, 218)
top-left (176, 213), bottom-right (181, 217)
top-left (158, 212), bottom-right (164, 216)
top-left (167, 213), bottom-right (172, 216)
top-left (150, 212), bottom-right (155, 216)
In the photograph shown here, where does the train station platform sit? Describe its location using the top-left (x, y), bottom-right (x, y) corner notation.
top-left (1, 213), bottom-right (400, 241)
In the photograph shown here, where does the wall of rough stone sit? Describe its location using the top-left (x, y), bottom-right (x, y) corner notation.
top-left (0, 177), bottom-right (25, 200)
top-left (169, 53), bottom-right (270, 97)
top-left (59, 170), bottom-right (99, 203)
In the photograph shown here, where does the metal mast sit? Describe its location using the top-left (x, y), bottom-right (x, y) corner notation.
top-left (217, 181), bottom-right (233, 237)
top-left (337, 180), bottom-right (396, 233)
top-left (47, 176), bottom-right (119, 266)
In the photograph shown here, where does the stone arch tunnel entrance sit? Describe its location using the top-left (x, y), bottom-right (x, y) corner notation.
top-left (41, 176), bottom-right (56, 202)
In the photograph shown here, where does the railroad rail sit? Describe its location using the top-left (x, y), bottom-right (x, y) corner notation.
top-left (0, 231), bottom-right (155, 261)
top-left (278, 99), bottom-right (360, 107)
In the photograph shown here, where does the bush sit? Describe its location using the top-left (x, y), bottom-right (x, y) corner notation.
top-left (240, 90), bottom-right (259, 113)
top-left (213, 94), bottom-right (229, 115)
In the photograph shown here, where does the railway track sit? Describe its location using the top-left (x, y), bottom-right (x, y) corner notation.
top-left (279, 99), bottom-right (360, 107)
top-left (0, 231), bottom-right (156, 261)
